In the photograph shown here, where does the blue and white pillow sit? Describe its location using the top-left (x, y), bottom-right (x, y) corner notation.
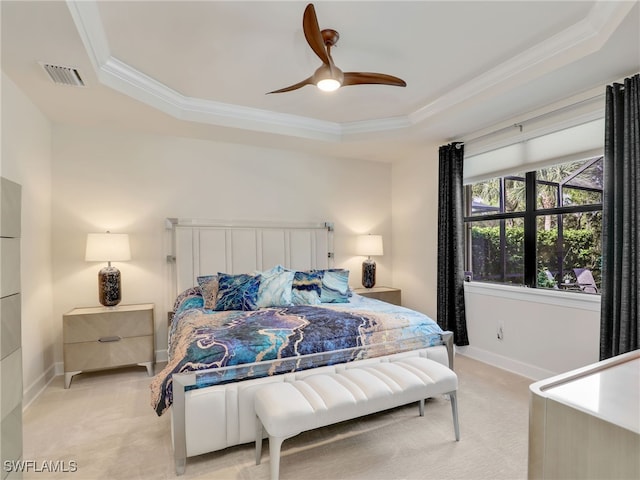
top-left (256, 266), bottom-right (295, 308)
top-left (197, 275), bottom-right (219, 310)
top-left (214, 273), bottom-right (262, 311)
top-left (177, 293), bottom-right (204, 313)
top-left (173, 286), bottom-right (203, 313)
top-left (291, 270), bottom-right (323, 305)
top-left (317, 269), bottom-right (350, 303)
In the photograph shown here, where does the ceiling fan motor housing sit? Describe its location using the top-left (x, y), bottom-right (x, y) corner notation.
top-left (313, 64), bottom-right (344, 86)
top-left (321, 29), bottom-right (340, 47)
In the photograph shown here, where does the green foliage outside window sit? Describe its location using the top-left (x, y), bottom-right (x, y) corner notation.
top-left (471, 226), bottom-right (524, 283)
top-left (538, 269), bottom-right (557, 288)
top-left (470, 225), bottom-right (601, 285)
top-left (466, 157), bottom-right (603, 292)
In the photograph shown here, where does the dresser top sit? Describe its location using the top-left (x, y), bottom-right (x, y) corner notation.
top-left (531, 350), bottom-right (640, 435)
top-left (64, 303), bottom-right (154, 316)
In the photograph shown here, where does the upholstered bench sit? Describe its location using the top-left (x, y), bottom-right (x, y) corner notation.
top-left (254, 356), bottom-right (459, 480)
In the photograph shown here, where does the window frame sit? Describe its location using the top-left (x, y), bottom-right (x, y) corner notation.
top-left (463, 156), bottom-right (603, 291)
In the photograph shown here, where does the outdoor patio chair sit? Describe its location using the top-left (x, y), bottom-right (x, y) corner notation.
top-left (573, 268), bottom-right (598, 293)
top-left (545, 269), bottom-right (559, 289)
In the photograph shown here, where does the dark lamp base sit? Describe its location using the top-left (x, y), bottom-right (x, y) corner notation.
top-left (98, 266), bottom-right (122, 307)
top-left (362, 259), bottom-right (377, 288)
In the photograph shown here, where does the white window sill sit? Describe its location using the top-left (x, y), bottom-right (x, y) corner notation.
top-left (464, 281), bottom-right (601, 312)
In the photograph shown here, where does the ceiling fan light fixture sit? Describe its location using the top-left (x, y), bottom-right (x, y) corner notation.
top-left (268, 3), bottom-right (406, 95)
top-left (313, 64), bottom-right (344, 92)
top-left (317, 78), bottom-right (341, 92)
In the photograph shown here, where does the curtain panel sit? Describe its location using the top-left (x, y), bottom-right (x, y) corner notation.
top-left (437, 143), bottom-right (469, 346)
top-left (600, 73), bottom-right (640, 360)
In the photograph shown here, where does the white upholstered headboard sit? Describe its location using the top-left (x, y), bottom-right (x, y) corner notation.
top-left (166, 219), bottom-right (334, 296)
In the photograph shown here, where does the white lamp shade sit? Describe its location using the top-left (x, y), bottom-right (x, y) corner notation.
top-left (356, 234), bottom-right (383, 256)
top-left (85, 233), bottom-right (131, 262)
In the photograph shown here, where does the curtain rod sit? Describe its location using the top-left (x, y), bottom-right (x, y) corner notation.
top-left (455, 92), bottom-right (605, 149)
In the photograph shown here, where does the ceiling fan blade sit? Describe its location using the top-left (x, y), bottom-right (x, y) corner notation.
top-left (303, 4), bottom-right (331, 65)
top-left (267, 77), bottom-right (314, 94)
top-left (342, 72), bottom-right (407, 87)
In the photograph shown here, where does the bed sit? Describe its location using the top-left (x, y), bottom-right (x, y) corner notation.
top-left (154, 219), bottom-right (453, 475)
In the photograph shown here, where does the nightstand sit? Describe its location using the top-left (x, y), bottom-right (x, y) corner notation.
top-left (63, 303), bottom-right (155, 388)
top-left (353, 286), bottom-right (401, 306)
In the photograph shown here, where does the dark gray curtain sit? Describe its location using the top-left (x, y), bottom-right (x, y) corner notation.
top-left (437, 143), bottom-right (469, 345)
top-left (600, 73), bottom-right (640, 360)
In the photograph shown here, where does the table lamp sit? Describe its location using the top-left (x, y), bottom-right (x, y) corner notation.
top-left (85, 232), bottom-right (131, 306)
top-left (356, 234), bottom-right (383, 288)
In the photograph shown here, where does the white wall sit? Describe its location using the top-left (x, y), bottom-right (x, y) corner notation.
top-left (391, 143), bottom-right (602, 379)
top-left (3, 68), bottom-right (604, 395)
top-left (1, 73), bottom-right (55, 405)
top-left (462, 283), bottom-right (600, 379)
top-left (51, 125), bottom-right (393, 363)
top-left (391, 142), bottom-right (440, 318)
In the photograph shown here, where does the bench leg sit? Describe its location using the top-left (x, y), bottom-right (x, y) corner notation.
top-left (419, 398), bottom-right (425, 416)
top-left (175, 457), bottom-right (186, 476)
top-left (449, 391), bottom-right (460, 441)
top-left (269, 436), bottom-right (285, 480)
top-left (255, 416), bottom-right (263, 465)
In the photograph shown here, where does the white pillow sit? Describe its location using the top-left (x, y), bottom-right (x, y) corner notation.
top-left (256, 265), bottom-right (294, 308)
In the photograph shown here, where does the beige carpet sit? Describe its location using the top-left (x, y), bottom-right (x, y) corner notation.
top-left (22, 355), bottom-right (531, 480)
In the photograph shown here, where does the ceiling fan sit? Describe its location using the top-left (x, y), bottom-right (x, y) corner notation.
top-left (268, 3), bottom-right (407, 94)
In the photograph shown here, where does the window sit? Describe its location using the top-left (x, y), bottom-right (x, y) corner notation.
top-left (464, 156), bottom-right (603, 294)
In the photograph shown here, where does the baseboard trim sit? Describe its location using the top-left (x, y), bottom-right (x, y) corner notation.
top-left (456, 345), bottom-right (556, 381)
top-left (156, 349), bottom-right (168, 363)
top-left (22, 363), bottom-right (60, 412)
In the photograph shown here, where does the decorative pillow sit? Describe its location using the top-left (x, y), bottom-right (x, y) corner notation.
top-left (317, 269), bottom-right (350, 303)
top-left (169, 287), bottom-right (204, 349)
top-left (175, 295), bottom-right (204, 316)
top-left (291, 270), bottom-right (323, 305)
top-left (214, 273), bottom-right (262, 311)
top-left (197, 275), bottom-right (220, 310)
top-left (173, 286), bottom-right (203, 313)
top-left (256, 266), bottom-right (295, 308)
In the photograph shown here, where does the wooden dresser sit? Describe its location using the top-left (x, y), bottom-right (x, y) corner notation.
top-left (63, 303), bottom-right (155, 388)
top-left (528, 350), bottom-right (640, 479)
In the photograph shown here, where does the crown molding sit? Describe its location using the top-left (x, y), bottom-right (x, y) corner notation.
top-left (66, 0), bottom-right (110, 69)
top-left (66, 0), bottom-right (634, 142)
top-left (408, 1), bottom-right (635, 126)
top-left (342, 116), bottom-right (412, 136)
top-left (101, 56), bottom-right (343, 140)
top-left (66, 0), bottom-right (344, 141)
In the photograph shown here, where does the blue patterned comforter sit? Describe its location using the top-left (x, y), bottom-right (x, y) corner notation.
top-left (150, 294), bottom-right (444, 416)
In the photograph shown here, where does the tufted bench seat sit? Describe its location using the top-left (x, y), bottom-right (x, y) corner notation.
top-left (254, 356), bottom-right (459, 480)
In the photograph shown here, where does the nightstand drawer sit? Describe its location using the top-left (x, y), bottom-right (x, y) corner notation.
top-left (63, 336), bottom-right (153, 372)
top-left (62, 303), bottom-right (155, 388)
top-left (63, 305), bottom-right (153, 343)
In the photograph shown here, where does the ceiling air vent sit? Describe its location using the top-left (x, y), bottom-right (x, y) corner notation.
top-left (41, 63), bottom-right (85, 87)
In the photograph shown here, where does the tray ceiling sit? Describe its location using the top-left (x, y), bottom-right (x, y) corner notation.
top-left (2, 1), bottom-right (639, 161)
